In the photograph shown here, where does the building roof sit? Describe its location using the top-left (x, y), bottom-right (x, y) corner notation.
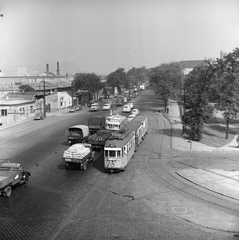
top-left (28, 79), bottom-right (71, 91)
top-left (3, 92), bottom-right (36, 100)
top-left (179, 60), bottom-right (203, 68)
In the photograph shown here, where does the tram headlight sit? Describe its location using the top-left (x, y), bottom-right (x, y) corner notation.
top-left (110, 162), bottom-right (114, 167)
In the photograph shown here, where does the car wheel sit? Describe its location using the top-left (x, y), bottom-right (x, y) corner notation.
top-left (4, 186), bottom-right (12, 198)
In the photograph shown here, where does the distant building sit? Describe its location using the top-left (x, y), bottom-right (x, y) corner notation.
top-left (220, 51), bottom-right (227, 59)
top-left (179, 60), bottom-right (203, 75)
top-left (17, 67), bottom-right (27, 76)
top-left (0, 92), bottom-right (36, 126)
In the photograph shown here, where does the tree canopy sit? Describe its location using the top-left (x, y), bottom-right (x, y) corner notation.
top-left (107, 68), bottom-right (127, 90)
top-left (149, 62), bottom-right (183, 110)
top-left (73, 73), bottom-right (102, 99)
top-left (182, 60), bottom-right (217, 140)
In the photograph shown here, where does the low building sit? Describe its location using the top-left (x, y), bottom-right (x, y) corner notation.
top-left (0, 92), bottom-right (36, 127)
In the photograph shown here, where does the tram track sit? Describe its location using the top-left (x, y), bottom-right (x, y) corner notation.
top-left (139, 110), bottom-right (239, 233)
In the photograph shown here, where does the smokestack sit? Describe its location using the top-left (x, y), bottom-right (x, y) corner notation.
top-left (57, 62), bottom-right (60, 76)
top-left (46, 64), bottom-right (49, 76)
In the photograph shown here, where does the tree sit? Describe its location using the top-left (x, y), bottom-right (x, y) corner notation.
top-left (73, 73), bottom-right (102, 100)
top-left (19, 85), bottom-right (35, 92)
top-left (213, 48), bottom-right (239, 139)
top-left (107, 68), bottom-right (127, 91)
top-left (149, 62), bottom-right (183, 111)
top-left (126, 67), bottom-right (150, 87)
top-left (182, 60), bottom-right (217, 140)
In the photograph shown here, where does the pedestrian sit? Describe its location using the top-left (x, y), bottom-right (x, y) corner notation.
top-left (236, 136), bottom-right (239, 148)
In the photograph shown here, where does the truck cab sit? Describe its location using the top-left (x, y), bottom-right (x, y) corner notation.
top-left (91, 103), bottom-right (99, 111)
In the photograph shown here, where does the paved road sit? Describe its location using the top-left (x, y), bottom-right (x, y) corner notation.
top-left (0, 90), bottom-right (238, 240)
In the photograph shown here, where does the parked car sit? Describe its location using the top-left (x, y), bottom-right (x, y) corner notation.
top-left (69, 107), bottom-right (76, 113)
top-left (75, 105), bottom-right (82, 111)
top-left (131, 108), bottom-right (140, 116)
top-left (103, 103), bottom-right (111, 111)
top-left (34, 112), bottom-right (44, 120)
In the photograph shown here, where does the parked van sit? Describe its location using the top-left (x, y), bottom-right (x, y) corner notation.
top-left (123, 104), bottom-right (131, 113)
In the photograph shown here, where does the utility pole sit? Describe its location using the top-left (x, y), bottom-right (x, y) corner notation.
top-left (43, 76), bottom-right (46, 118)
top-left (71, 80), bottom-right (74, 107)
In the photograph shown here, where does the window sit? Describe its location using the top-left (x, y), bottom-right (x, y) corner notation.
top-left (30, 105), bottom-right (34, 113)
top-left (117, 150), bottom-right (121, 157)
top-left (109, 150), bottom-right (116, 157)
top-left (105, 150), bottom-right (108, 157)
top-left (123, 146), bottom-right (127, 155)
top-left (1, 109), bottom-right (7, 116)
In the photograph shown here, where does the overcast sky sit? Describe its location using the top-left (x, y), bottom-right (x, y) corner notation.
top-left (0, 0), bottom-right (239, 75)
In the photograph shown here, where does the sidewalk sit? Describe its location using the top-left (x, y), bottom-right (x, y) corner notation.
top-left (0, 107), bottom-right (89, 131)
top-left (167, 100), bottom-right (239, 152)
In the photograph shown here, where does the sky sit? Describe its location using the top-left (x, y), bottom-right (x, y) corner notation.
top-left (0, 0), bottom-right (239, 75)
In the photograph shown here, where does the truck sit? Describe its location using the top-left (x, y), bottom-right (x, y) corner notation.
top-left (116, 96), bottom-right (124, 106)
top-left (90, 103), bottom-right (99, 111)
top-left (124, 91), bottom-right (130, 100)
top-left (65, 125), bottom-right (89, 145)
top-left (88, 115), bottom-right (106, 135)
top-left (88, 129), bottom-right (113, 151)
top-left (63, 143), bottom-right (95, 170)
top-left (0, 162), bottom-right (31, 198)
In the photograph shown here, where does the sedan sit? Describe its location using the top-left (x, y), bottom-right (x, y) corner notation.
top-left (126, 114), bottom-right (136, 123)
top-left (131, 108), bottom-right (140, 116)
top-left (103, 104), bottom-right (111, 111)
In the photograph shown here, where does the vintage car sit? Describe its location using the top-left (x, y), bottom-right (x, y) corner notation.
top-left (0, 162), bottom-right (31, 198)
top-left (103, 103), bottom-right (111, 111)
top-left (131, 108), bottom-right (140, 116)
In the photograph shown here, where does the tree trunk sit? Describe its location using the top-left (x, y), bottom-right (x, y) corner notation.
top-left (164, 99), bottom-right (167, 112)
top-left (225, 118), bottom-right (229, 139)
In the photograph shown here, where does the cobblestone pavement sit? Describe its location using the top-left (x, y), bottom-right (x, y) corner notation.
top-left (1, 96), bottom-right (239, 240)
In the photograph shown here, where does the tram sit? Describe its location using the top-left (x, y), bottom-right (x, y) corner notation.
top-left (125, 121), bottom-right (143, 151)
top-left (131, 115), bottom-right (149, 139)
top-left (104, 128), bottom-right (135, 172)
top-left (105, 114), bottom-right (127, 132)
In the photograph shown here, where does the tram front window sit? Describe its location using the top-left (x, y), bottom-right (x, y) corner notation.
top-left (109, 150), bottom-right (116, 157)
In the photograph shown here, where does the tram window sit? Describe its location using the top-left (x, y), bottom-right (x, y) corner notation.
top-left (105, 150), bottom-right (108, 157)
top-left (109, 151), bottom-right (116, 157)
top-left (124, 146), bottom-right (127, 154)
top-left (117, 150), bottom-right (121, 157)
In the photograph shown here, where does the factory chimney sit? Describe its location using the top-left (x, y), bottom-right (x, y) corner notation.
top-left (57, 62), bottom-right (60, 76)
top-left (46, 63), bottom-right (49, 76)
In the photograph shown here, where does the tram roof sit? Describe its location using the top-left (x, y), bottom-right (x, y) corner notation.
top-left (131, 115), bottom-right (148, 123)
top-left (105, 130), bottom-right (134, 148)
top-left (126, 121), bottom-right (142, 131)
